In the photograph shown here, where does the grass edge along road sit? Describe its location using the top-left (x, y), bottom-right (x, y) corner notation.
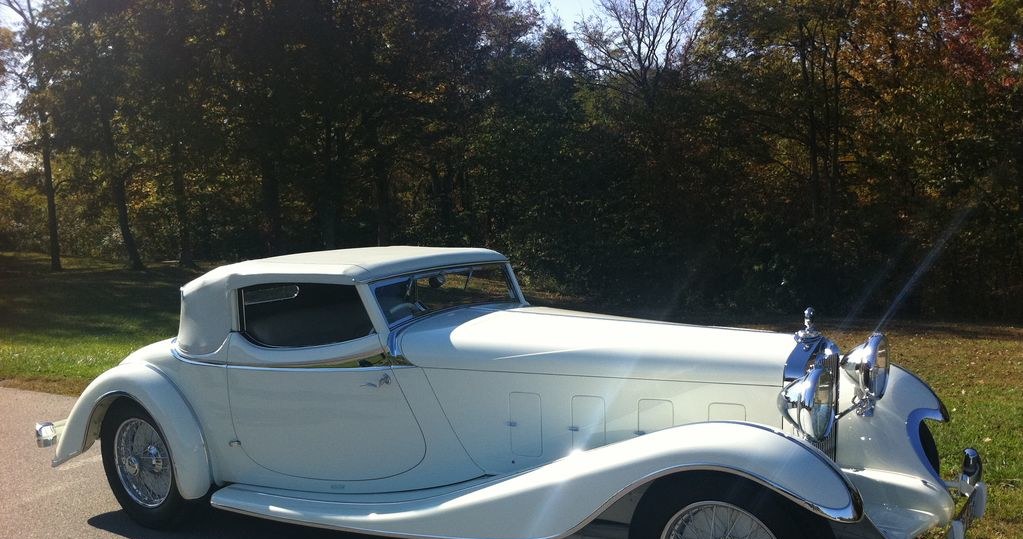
top-left (1, 251), bottom-right (1019, 538)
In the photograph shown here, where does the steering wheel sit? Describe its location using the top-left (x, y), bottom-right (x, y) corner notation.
top-left (389, 302), bottom-right (419, 316)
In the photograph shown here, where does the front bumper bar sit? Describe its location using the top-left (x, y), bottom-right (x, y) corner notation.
top-left (34, 419), bottom-right (66, 448)
top-left (946, 448), bottom-right (987, 539)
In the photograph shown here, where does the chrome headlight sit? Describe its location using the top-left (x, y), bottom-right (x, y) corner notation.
top-left (843, 333), bottom-right (890, 402)
top-left (779, 358), bottom-right (836, 442)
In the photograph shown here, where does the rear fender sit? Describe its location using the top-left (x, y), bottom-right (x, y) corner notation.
top-left (53, 361), bottom-right (211, 500)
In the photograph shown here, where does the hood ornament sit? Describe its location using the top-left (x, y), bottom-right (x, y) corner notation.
top-left (796, 306), bottom-right (821, 342)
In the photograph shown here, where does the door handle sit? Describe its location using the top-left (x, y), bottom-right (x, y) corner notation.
top-left (362, 373), bottom-right (390, 388)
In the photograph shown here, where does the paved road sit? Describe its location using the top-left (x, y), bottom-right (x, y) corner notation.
top-left (0, 386), bottom-right (373, 539)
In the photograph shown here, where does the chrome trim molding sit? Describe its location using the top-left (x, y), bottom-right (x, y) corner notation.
top-left (783, 336), bottom-right (821, 382)
top-left (227, 363), bottom-right (392, 373)
top-left (361, 260), bottom-right (510, 285)
top-left (230, 352), bottom-right (388, 370)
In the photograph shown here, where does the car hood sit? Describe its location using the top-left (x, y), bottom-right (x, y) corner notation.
top-left (397, 306), bottom-right (797, 386)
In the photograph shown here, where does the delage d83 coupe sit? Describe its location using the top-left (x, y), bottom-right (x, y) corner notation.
top-left (35, 247), bottom-right (986, 539)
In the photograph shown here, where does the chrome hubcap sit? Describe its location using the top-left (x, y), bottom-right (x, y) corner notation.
top-left (660, 501), bottom-right (776, 539)
top-left (114, 418), bottom-right (172, 508)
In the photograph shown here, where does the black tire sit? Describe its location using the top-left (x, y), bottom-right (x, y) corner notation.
top-left (100, 399), bottom-right (190, 529)
top-left (629, 472), bottom-right (835, 539)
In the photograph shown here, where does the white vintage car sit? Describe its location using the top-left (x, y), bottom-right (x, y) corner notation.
top-left (35, 247), bottom-right (986, 539)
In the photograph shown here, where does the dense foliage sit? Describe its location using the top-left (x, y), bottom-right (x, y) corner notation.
top-left (1, 0), bottom-right (1021, 321)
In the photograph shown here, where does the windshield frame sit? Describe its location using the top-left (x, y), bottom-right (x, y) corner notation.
top-left (369, 262), bottom-right (525, 329)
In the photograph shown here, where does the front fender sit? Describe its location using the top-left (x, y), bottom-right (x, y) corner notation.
top-left (837, 364), bottom-right (956, 536)
top-left (213, 421), bottom-right (859, 539)
top-left (53, 361), bottom-right (211, 500)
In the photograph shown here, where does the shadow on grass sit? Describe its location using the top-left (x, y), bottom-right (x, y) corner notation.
top-left (0, 252), bottom-right (204, 340)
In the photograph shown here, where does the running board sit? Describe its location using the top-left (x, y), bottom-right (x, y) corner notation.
top-left (210, 482), bottom-right (623, 539)
top-left (211, 423), bottom-right (862, 538)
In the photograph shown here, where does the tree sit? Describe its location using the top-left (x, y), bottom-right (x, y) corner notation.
top-left (577, 0), bottom-right (702, 107)
top-left (2, 0), bottom-right (61, 270)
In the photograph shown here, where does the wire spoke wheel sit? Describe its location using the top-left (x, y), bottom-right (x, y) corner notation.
top-left (660, 501), bottom-right (777, 539)
top-left (113, 417), bottom-right (172, 508)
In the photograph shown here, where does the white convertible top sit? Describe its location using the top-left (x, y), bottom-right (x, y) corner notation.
top-left (176, 246), bottom-right (507, 356)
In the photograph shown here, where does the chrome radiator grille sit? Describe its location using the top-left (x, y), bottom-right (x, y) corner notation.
top-left (809, 350), bottom-right (839, 461)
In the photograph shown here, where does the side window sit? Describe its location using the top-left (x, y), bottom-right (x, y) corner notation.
top-left (240, 283), bottom-right (374, 348)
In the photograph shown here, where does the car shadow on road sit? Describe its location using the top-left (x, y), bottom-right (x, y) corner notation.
top-left (88, 505), bottom-right (374, 538)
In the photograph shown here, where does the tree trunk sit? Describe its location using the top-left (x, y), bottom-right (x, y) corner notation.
top-left (99, 113), bottom-right (145, 270)
top-left (169, 144), bottom-right (193, 267)
top-left (374, 158), bottom-right (391, 246)
top-left (259, 156), bottom-right (282, 256)
top-left (110, 171), bottom-right (145, 270)
top-left (38, 115), bottom-right (61, 271)
top-left (827, 34), bottom-right (841, 227)
top-left (797, 20), bottom-right (821, 220)
top-left (429, 160), bottom-right (455, 239)
top-left (368, 127), bottom-right (391, 246)
top-left (318, 111), bottom-right (338, 249)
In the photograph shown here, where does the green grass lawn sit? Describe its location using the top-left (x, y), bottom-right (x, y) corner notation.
top-left (1, 251), bottom-right (1019, 537)
top-left (0, 251), bottom-right (203, 394)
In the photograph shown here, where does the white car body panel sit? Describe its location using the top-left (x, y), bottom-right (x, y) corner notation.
top-left (211, 421), bottom-right (859, 539)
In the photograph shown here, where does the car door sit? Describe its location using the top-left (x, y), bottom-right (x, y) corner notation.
top-left (226, 281), bottom-right (426, 481)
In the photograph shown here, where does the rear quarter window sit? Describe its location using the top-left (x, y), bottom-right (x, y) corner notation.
top-left (240, 283), bottom-right (374, 347)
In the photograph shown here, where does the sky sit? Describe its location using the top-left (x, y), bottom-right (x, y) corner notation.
top-left (539, 0), bottom-right (595, 27)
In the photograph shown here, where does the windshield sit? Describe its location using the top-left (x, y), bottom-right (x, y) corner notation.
top-left (374, 263), bottom-right (519, 325)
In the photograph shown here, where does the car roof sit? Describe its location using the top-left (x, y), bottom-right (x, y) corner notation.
top-left (175, 246), bottom-right (507, 356)
top-left (255, 246), bottom-right (507, 280)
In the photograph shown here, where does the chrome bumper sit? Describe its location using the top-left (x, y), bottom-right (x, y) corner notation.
top-left (945, 448), bottom-right (987, 539)
top-left (34, 419), bottom-right (66, 448)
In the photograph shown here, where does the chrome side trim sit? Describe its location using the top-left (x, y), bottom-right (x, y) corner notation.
top-left (176, 340), bottom-right (389, 369)
top-left (227, 364), bottom-right (410, 373)
top-left (227, 353), bottom-right (389, 370)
